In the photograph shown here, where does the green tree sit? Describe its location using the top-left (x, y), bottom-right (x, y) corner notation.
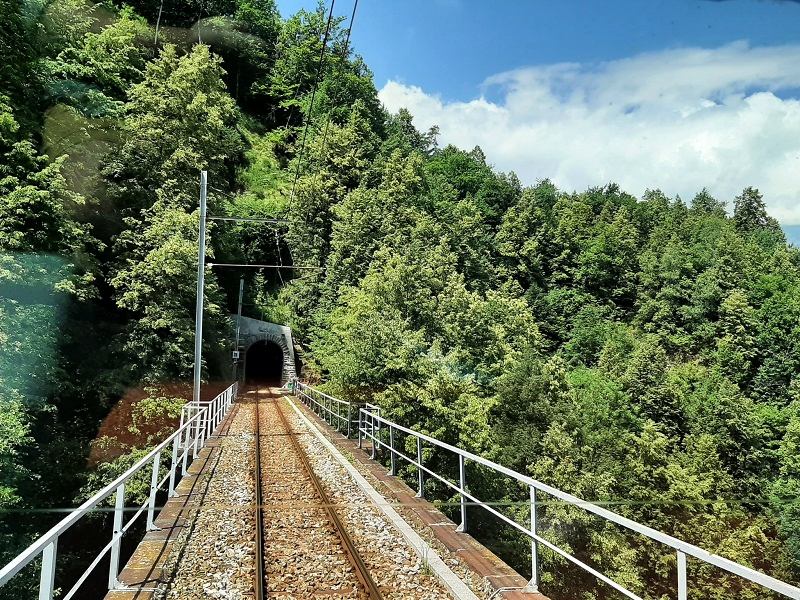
top-left (734, 186), bottom-right (782, 236)
top-left (0, 0), bottom-right (41, 127)
top-left (691, 188), bottom-right (726, 218)
top-left (715, 288), bottom-right (757, 387)
top-left (576, 205), bottom-right (639, 309)
top-left (105, 44), bottom-right (243, 213)
top-left (48, 8), bottom-right (153, 111)
top-left (111, 199), bottom-right (227, 380)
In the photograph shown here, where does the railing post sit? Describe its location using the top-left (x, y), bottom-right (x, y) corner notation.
top-left (526, 485), bottom-right (539, 592)
top-left (169, 435), bottom-right (179, 496)
top-left (388, 425), bottom-right (396, 475)
top-left (678, 551), bottom-right (687, 600)
top-left (416, 436), bottom-right (424, 498)
top-left (38, 538), bottom-right (57, 600)
top-left (456, 454), bottom-right (467, 533)
top-left (376, 410), bottom-right (382, 459)
top-left (108, 482), bottom-right (125, 590)
top-left (370, 412), bottom-right (376, 460)
top-left (346, 403), bottom-right (351, 438)
top-left (357, 408), bottom-right (363, 449)
top-left (193, 412), bottom-right (201, 458)
top-left (181, 426), bottom-right (189, 476)
top-left (146, 450), bottom-right (161, 530)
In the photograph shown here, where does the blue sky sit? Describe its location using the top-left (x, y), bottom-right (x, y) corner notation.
top-left (279, 0), bottom-right (800, 100)
top-left (277, 1), bottom-right (800, 225)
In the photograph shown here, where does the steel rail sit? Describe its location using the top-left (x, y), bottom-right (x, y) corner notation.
top-left (273, 391), bottom-right (384, 600)
top-left (253, 385), bottom-right (266, 600)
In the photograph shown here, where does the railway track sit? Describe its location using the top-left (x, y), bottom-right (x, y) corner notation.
top-left (253, 385), bottom-right (266, 600)
top-left (253, 384), bottom-right (384, 599)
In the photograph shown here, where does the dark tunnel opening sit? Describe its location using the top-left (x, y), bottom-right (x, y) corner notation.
top-left (245, 340), bottom-right (283, 384)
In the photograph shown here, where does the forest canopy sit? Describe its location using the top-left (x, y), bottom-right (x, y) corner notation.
top-left (1, 0), bottom-right (800, 598)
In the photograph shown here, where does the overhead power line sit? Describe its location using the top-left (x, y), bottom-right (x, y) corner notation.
top-left (287, 0), bottom-right (337, 211)
top-left (319, 0), bottom-right (359, 159)
top-left (206, 187), bottom-right (292, 224)
top-left (274, 228), bottom-right (286, 285)
top-left (207, 263), bottom-right (322, 270)
top-left (206, 216), bottom-right (290, 224)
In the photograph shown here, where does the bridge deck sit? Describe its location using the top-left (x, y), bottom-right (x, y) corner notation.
top-left (104, 390), bottom-right (547, 599)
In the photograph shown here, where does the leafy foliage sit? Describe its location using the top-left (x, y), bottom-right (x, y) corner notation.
top-left (2, 2), bottom-right (800, 599)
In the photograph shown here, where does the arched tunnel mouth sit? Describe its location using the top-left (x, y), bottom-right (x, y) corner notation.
top-left (245, 340), bottom-right (284, 385)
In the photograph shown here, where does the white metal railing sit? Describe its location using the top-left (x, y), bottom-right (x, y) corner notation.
top-left (294, 381), bottom-right (354, 437)
top-left (293, 382), bottom-right (800, 600)
top-left (0, 381), bottom-right (238, 599)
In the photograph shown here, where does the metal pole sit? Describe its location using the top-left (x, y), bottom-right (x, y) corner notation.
top-left (678, 551), bottom-right (688, 600)
top-left (527, 485), bottom-right (539, 592)
top-left (146, 451), bottom-right (161, 530)
top-left (38, 539), bottom-right (57, 600)
top-left (194, 411), bottom-right (203, 458)
top-left (416, 437), bottom-right (424, 498)
top-left (192, 170), bottom-right (208, 406)
top-left (108, 483), bottom-right (125, 590)
top-left (234, 277), bottom-right (244, 381)
top-left (181, 427), bottom-right (189, 476)
top-left (388, 425), bottom-right (396, 475)
top-left (357, 408), bottom-right (362, 449)
top-left (370, 412), bottom-right (376, 460)
top-left (457, 454), bottom-right (467, 533)
top-left (168, 436), bottom-right (179, 496)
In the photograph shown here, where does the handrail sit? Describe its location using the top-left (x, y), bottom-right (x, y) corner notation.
top-left (293, 382), bottom-right (800, 599)
top-left (295, 381), bottom-right (352, 437)
top-left (0, 382), bottom-right (238, 599)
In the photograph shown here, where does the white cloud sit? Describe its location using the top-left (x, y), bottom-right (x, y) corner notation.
top-left (378, 41), bottom-right (800, 224)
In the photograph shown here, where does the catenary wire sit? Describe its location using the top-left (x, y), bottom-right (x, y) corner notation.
top-left (287, 0), bottom-right (337, 212)
top-left (318, 0), bottom-right (360, 160)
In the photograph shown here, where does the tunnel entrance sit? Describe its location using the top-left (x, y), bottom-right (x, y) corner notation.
top-left (245, 340), bottom-right (284, 384)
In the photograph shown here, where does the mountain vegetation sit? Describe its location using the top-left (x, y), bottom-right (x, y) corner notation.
top-left (1, 0), bottom-right (800, 598)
